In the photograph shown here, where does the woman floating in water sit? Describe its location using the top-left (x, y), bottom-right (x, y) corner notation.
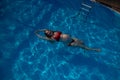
top-left (35, 29), bottom-right (101, 52)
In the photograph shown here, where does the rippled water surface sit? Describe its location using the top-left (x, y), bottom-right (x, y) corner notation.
top-left (0, 0), bottom-right (120, 80)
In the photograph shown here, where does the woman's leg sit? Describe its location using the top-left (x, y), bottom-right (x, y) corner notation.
top-left (78, 44), bottom-right (101, 52)
top-left (70, 38), bottom-right (101, 52)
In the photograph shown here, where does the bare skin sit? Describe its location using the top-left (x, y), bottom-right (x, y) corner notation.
top-left (35, 29), bottom-right (101, 52)
top-left (90, 0), bottom-right (96, 2)
top-left (70, 38), bottom-right (100, 52)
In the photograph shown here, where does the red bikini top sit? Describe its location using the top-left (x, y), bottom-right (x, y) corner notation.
top-left (53, 31), bottom-right (62, 41)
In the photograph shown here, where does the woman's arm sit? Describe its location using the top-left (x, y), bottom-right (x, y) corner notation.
top-left (34, 29), bottom-right (47, 33)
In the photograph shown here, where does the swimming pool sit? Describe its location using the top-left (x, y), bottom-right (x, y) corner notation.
top-left (0, 0), bottom-right (120, 80)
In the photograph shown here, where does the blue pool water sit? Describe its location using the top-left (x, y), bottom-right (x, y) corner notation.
top-left (0, 0), bottom-right (120, 80)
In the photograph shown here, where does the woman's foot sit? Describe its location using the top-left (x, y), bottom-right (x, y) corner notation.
top-left (94, 49), bottom-right (101, 52)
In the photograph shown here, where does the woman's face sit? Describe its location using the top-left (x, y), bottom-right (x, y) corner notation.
top-left (44, 30), bottom-right (54, 37)
top-left (45, 30), bottom-right (51, 35)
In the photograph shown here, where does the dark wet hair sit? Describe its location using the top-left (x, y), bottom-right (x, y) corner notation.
top-left (44, 30), bottom-right (54, 38)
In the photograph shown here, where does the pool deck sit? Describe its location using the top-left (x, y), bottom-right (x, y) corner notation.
top-left (95, 0), bottom-right (120, 13)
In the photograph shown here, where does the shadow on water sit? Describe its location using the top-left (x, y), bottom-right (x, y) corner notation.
top-left (0, 29), bottom-right (35, 80)
top-left (57, 48), bottom-right (119, 78)
top-left (0, 51), bottom-right (16, 80)
top-left (70, 53), bottom-right (119, 77)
